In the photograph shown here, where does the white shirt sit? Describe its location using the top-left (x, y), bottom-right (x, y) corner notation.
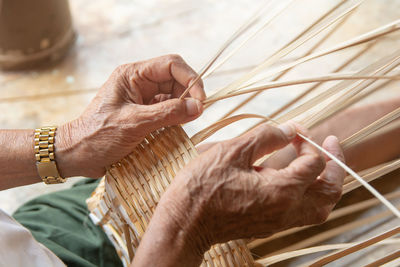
top-left (0, 209), bottom-right (65, 267)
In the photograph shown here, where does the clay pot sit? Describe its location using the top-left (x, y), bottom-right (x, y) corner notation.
top-left (0, 0), bottom-right (76, 70)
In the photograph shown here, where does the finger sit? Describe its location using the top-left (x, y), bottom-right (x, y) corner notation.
top-left (260, 144), bottom-right (297, 169)
top-left (130, 98), bottom-right (203, 135)
top-left (134, 55), bottom-right (206, 101)
top-left (229, 122), bottom-right (297, 167)
top-left (280, 133), bottom-right (326, 189)
top-left (169, 57), bottom-right (205, 100)
top-left (316, 135), bottom-right (346, 199)
top-left (171, 83), bottom-right (186, 99)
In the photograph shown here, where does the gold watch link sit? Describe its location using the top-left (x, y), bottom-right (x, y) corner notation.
top-left (34, 126), bottom-right (66, 184)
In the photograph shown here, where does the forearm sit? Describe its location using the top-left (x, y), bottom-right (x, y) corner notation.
top-left (0, 129), bottom-right (40, 189)
top-left (311, 97), bottom-right (400, 142)
top-left (0, 124), bottom-right (76, 190)
top-left (345, 121), bottom-right (400, 171)
top-left (311, 97), bottom-right (400, 170)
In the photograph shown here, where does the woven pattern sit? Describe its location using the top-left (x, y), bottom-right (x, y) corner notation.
top-left (87, 126), bottom-right (256, 266)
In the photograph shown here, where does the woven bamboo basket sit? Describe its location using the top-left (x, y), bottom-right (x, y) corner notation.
top-left (87, 125), bottom-right (257, 267)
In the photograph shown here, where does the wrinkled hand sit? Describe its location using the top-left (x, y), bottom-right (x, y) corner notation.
top-left (159, 122), bottom-right (345, 250)
top-left (57, 55), bottom-right (205, 178)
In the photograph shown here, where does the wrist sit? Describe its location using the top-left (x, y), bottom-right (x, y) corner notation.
top-left (55, 120), bottom-right (84, 178)
top-left (158, 184), bottom-right (212, 255)
top-left (133, 182), bottom-right (211, 267)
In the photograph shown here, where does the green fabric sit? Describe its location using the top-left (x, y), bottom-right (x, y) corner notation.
top-left (13, 179), bottom-right (123, 267)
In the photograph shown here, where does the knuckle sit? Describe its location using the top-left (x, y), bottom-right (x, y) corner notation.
top-left (254, 123), bottom-right (273, 134)
top-left (166, 54), bottom-right (184, 64)
top-left (253, 123), bottom-right (287, 144)
top-left (114, 64), bottom-right (129, 76)
top-left (158, 101), bottom-right (182, 121)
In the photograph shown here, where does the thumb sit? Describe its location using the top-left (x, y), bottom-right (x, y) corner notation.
top-left (133, 98), bottom-right (203, 133)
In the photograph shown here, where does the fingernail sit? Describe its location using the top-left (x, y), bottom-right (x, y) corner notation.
top-left (278, 122), bottom-right (297, 139)
top-left (326, 135), bottom-right (339, 144)
top-left (185, 98), bottom-right (202, 116)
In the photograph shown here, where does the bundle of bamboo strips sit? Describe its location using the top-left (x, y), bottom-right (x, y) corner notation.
top-left (87, 1), bottom-right (400, 265)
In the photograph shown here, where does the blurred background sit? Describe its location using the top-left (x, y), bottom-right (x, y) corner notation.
top-left (0, 0), bottom-right (399, 266)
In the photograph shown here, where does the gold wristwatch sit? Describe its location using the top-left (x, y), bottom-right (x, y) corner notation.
top-left (34, 126), bottom-right (66, 184)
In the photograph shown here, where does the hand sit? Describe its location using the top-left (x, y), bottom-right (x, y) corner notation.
top-left (56, 55), bottom-right (205, 178)
top-left (157, 122), bottom-right (345, 253)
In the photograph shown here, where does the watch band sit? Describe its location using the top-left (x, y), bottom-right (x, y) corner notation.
top-left (34, 126), bottom-right (66, 184)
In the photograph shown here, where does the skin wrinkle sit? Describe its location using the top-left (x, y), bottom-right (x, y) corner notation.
top-left (55, 55), bottom-right (205, 179)
top-left (160, 127), bottom-right (344, 251)
top-left (166, 171), bottom-right (215, 254)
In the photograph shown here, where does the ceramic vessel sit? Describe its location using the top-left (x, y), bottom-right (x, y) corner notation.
top-left (0, 0), bottom-right (75, 70)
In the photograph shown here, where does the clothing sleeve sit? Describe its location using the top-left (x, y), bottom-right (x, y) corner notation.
top-left (0, 209), bottom-right (66, 267)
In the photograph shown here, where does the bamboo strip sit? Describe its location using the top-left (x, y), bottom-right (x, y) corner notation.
top-left (307, 226), bottom-right (400, 267)
top-left (269, 44), bottom-right (373, 118)
top-left (207, 17), bottom-right (400, 102)
top-left (215, 50), bottom-right (400, 104)
top-left (244, 43), bottom-right (376, 133)
top-left (363, 249), bottom-right (400, 267)
top-left (209, 65), bottom-right (260, 77)
top-left (301, 59), bottom-right (400, 128)
top-left (343, 158), bottom-right (400, 194)
top-left (342, 158), bottom-right (395, 185)
top-left (219, 3), bottom-right (353, 119)
top-left (273, 49), bottom-right (400, 124)
top-left (360, 119), bottom-right (400, 145)
top-left (304, 73), bottom-right (397, 128)
top-left (209, 57), bottom-right (299, 77)
top-left (334, 78), bottom-right (394, 113)
top-left (198, 72), bottom-right (395, 151)
top-left (248, 190), bottom-right (400, 250)
top-left (382, 258), bottom-right (400, 267)
top-left (203, 74), bottom-right (400, 104)
top-left (236, 19), bottom-right (400, 92)
top-left (255, 239), bottom-right (400, 266)
top-left (206, 0), bottom-right (364, 102)
top-left (190, 114), bottom-right (265, 145)
top-left (261, 205), bottom-right (399, 258)
top-left (178, 0), bottom-right (283, 99)
top-left (202, 0), bottom-right (297, 80)
top-left (342, 107), bottom-right (400, 150)
top-left (123, 223), bottom-right (134, 262)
